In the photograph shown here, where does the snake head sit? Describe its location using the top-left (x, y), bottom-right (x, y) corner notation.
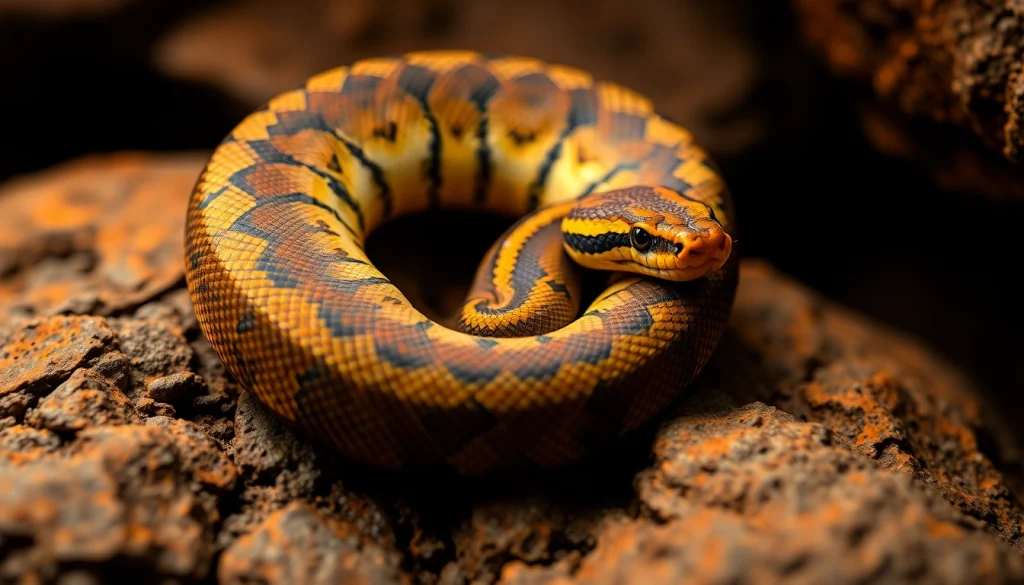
top-left (561, 185), bottom-right (732, 282)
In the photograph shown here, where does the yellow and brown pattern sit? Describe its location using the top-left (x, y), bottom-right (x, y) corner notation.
top-left (185, 50), bottom-right (739, 475)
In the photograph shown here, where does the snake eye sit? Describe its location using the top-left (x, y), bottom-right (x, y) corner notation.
top-left (629, 227), bottom-right (652, 251)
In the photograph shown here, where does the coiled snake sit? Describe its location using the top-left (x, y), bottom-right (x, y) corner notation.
top-left (185, 50), bottom-right (739, 475)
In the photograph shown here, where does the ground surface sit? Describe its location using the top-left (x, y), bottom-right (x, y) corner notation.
top-left (1, 152), bottom-right (1023, 583)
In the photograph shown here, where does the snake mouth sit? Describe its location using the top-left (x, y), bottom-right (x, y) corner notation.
top-left (612, 252), bottom-right (728, 281)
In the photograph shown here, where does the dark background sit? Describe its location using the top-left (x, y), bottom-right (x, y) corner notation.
top-left (2, 0), bottom-right (1021, 442)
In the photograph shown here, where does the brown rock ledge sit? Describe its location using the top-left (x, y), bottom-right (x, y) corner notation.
top-left (1, 152), bottom-right (1023, 583)
top-left (790, 0), bottom-right (1024, 198)
top-left (152, 0), bottom-right (766, 158)
top-left (0, 152), bottom-right (207, 328)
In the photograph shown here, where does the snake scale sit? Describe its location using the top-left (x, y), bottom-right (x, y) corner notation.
top-left (185, 50), bottom-right (739, 475)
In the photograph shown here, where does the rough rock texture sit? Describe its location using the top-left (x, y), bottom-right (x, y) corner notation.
top-left (790, 0), bottom-right (1024, 198)
top-left (152, 0), bottom-right (770, 158)
top-left (2, 152), bottom-right (1024, 583)
top-left (0, 152), bottom-right (207, 328)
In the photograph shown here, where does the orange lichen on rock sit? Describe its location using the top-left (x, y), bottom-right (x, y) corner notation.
top-left (1, 155), bottom-right (1023, 583)
top-left (0, 152), bottom-right (207, 327)
top-left (218, 502), bottom-right (408, 585)
top-left (0, 315), bottom-right (114, 397)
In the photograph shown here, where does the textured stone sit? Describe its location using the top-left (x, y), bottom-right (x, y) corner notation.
top-left (218, 502), bottom-right (408, 585)
top-left (790, 0), bottom-right (1024, 198)
top-left (113, 317), bottom-right (194, 396)
top-left (1, 252), bottom-right (1022, 583)
top-left (0, 152), bottom-right (206, 326)
top-left (152, 0), bottom-right (764, 157)
top-left (500, 508), bottom-right (1024, 585)
top-left (0, 316), bottom-right (114, 398)
top-left (0, 424), bottom-right (222, 582)
top-left (26, 368), bottom-right (137, 433)
top-left (147, 371), bottom-right (205, 408)
top-left (0, 98), bottom-right (1022, 585)
top-left (0, 425), bottom-right (61, 463)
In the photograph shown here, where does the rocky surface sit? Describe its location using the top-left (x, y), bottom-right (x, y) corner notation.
top-left (1, 152), bottom-right (1023, 583)
top-left (151, 0), bottom-right (775, 159)
top-left (0, 152), bottom-right (207, 328)
top-left (790, 0), bottom-right (1024, 198)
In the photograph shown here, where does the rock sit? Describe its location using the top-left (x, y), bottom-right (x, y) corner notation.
top-left (218, 502), bottom-right (408, 585)
top-left (0, 425), bottom-right (61, 463)
top-left (2, 250), bottom-right (1022, 582)
top-left (152, 0), bottom-right (768, 157)
top-left (0, 152), bottom-right (207, 327)
top-left (26, 368), bottom-right (137, 433)
top-left (1, 154), bottom-right (1023, 582)
top-left (500, 506), bottom-right (1024, 585)
top-left (451, 497), bottom-right (610, 584)
top-left (232, 391), bottom-right (322, 495)
top-left (113, 317), bottom-right (194, 396)
top-left (147, 372), bottom-right (205, 408)
top-left (145, 416), bottom-right (237, 493)
top-left (0, 457), bottom-right (125, 582)
top-left (790, 0), bottom-right (1024, 198)
top-left (0, 316), bottom-right (115, 398)
top-left (727, 261), bottom-right (1024, 549)
top-left (0, 423), bottom-right (223, 582)
top-left (219, 391), bottom-right (397, 558)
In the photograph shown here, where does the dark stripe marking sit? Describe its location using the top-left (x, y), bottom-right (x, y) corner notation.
top-left (246, 139), bottom-right (364, 231)
top-left (577, 162), bottom-right (636, 197)
top-left (416, 395), bottom-right (498, 458)
top-left (227, 165), bottom-right (358, 240)
top-left (567, 88), bottom-right (599, 128)
top-left (445, 360), bottom-right (503, 385)
top-left (199, 186), bottom-right (229, 210)
top-left (546, 280), bottom-right (571, 296)
top-left (475, 115), bottom-right (492, 204)
top-left (471, 222), bottom-right (559, 317)
top-left (456, 64), bottom-right (502, 203)
top-left (606, 111), bottom-right (648, 141)
top-left (563, 232), bottom-right (631, 255)
top-left (237, 311), bottom-right (256, 333)
top-left (525, 86), bottom-right (599, 210)
top-left (509, 359), bottom-right (565, 382)
top-left (374, 321), bottom-right (435, 369)
top-left (475, 338), bottom-right (499, 350)
top-left (228, 193), bottom-right (364, 288)
top-left (266, 110), bottom-right (394, 218)
top-left (317, 278), bottom-right (395, 338)
top-left (341, 74), bottom-right (383, 107)
top-left (397, 64), bottom-right (442, 207)
top-left (327, 153), bottom-right (343, 173)
top-left (526, 128), bottom-right (570, 211)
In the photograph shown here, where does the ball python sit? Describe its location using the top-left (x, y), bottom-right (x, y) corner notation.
top-left (185, 50), bottom-right (739, 475)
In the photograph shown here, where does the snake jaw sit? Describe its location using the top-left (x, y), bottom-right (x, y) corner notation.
top-left (610, 233), bottom-right (731, 281)
top-left (666, 222), bottom-right (733, 280)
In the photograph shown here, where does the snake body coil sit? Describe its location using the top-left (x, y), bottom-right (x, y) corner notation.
top-left (185, 51), bottom-right (739, 475)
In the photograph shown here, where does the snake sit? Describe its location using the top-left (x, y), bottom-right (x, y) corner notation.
top-left (185, 50), bottom-right (739, 475)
